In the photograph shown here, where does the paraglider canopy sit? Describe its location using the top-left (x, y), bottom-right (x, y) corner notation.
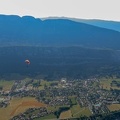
top-left (25, 59), bottom-right (30, 65)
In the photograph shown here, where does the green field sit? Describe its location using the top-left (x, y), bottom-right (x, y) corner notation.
top-left (47, 105), bottom-right (69, 112)
top-left (47, 104), bottom-right (92, 119)
top-left (0, 80), bottom-right (14, 91)
top-left (34, 114), bottom-right (57, 120)
top-left (71, 104), bottom-right (81, 116)
top-left (70, 104), bottom-right (91, 117)
top-left (47, 106), bottom-right (60, 111)
top-left (38, 80), bottom-right (59, 90)
top-left (59, 110), bottom-right (72, 119)
top-left (69, 96), bottom-right (77, 105)
top-left (41, 80), bottom-right (58, 86)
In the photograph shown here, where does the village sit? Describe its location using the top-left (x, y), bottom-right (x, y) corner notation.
top-left (0, 77), bottom-right (120, 119)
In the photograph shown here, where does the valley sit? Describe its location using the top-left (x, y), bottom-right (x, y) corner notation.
top-left (0, 15), bottom-right (120, 120)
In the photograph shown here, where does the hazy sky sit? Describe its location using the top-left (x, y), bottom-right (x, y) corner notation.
top-left (0, 0), bottom-right (120, 21)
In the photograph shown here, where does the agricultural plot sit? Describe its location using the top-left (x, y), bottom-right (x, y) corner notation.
top-left (34, 114), bottom-right (57, 120)
top-left (69, 96), bottom-right (77, 105)
top-left (0, 80), bottom-right (14, 91)
top-left (47, 106), bottom-right (60, 111)
top-left (59, 110), bottom-right (72, 119)
top-left (107, 104), bottom-right (120, 111)
top-left (47, 105), bottom-right (69, 112)
top-left (41, 80), bottom-right (58, 86)
top-left (0, 97), bottom-right (46, 120)
top-left (70, 104), bottom-right (91, 118)
top-left (70, 104), bottom-right (81, 116)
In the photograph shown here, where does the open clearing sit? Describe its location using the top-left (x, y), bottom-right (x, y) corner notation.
top-left (107, 104), bottom-right (120, 111)
top-left (0, 97), bottom-right (46, 120)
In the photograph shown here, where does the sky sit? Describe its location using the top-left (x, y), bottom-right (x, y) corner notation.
top-left (0, 0), bottom-right (120, 21)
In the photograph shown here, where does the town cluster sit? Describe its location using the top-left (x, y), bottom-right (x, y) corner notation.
top-left (0, 78), bottom-right (120, 119)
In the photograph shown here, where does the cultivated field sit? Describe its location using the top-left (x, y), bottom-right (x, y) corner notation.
top-left (70, 104), bottom-right (92, 117)
top-left (34, 114), bottom-right (57, 120)
top-left (59, 110), bottom-right (72, 119)
top-left (107, 104), bottom-right (120, 111)
top-left (71, 104), bottom-right (81, 116)
top-left (0, 97), bottom-right (46, 120)
top-left (0, 80), bottom-right (14, 91)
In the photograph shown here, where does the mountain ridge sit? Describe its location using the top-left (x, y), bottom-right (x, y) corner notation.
top-left (0, 15), bottom-right (120, 78)
top-left (42, 16), bottom-right (120, 32)
top-left (0, 15), bottom-right (120, 50)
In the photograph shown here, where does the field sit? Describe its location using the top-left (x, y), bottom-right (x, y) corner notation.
top-left (70, 104), bottom-right (92, 117)
top-left (69, 96), bottom-right (77, 105)
top-left (107, 104), bottom-right (120, 111)
top-left (38, 80), bottom-right (58, 90)
top-left (0, 97), bottom-right (46, 120)
top-left (59, 110), bottom-right (72, 119)
top-left (100, 78), bottom-right (120, 90)
top-left (47, 106), bottom-right (60, 111)
top-left (0, 78), bottom-right (32, 91)
top-left (0, 80), bottom-right (14, 91)
top-left (70, 104), bottom-right (81, 116)
top-left (34, 114), bottom-right (57, 120)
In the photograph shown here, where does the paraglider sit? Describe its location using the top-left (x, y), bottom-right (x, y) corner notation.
top-left (25, 59), bottom-right (30, 66)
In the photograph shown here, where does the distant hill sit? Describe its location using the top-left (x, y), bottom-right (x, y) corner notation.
top-left (42, 17), bottom-right (120, 32)
top-left (0, 15), bottom-right (120, 49)
top-left (70, 18), bottom-right (120, 32)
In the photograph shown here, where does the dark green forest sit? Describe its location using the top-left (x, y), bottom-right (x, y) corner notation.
top-left (0, 46), bottom-right (120, 80)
